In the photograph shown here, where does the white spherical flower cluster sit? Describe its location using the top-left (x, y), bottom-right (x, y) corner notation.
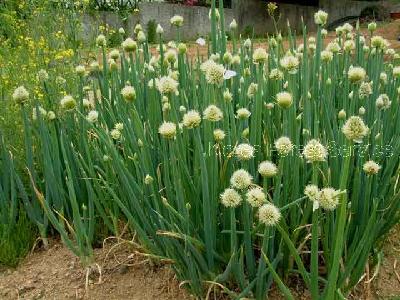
top-left (342, 23), bottom-right (353, 33)
top-left (342, 116), bottom-right (368, 143)
top-left (303, 139), bottom-right (328, 163)
top-left (247, 83), bottom-right (258, 98)
top-left (144, 175), bottom-right (154, 185)
top-left (60, 95), bottom-right (77, 110)
top-left (86, 110), bottom-right (99, 123)
top-left (280, 54), bottom-right (299, 74)
top-left (200, 60), bottom-right (214, 72)
top-left (235, 143), bottom-right (255, 161)
top-left (276, 91), bottom-right (293, 109)
top-left (204, 61), bottom-right (225, 85)
top-left (368, 22), bottom-right (377, 32)
top-left (110, 128), bottom-right (122, 140)
top-left (253, 48), bottom-right (268, 64)
top-left (213, 129), bottom-right (225, 142)
top-left (304, 184), bottom-right (320, 202)
top-left (393, 66), bottom-right (400, 78)
top-left (121, 85), bottom-right (136, 102)
top-left (37, 69), bottom-right (49, 81)
top-left (12, 86), bottom-right (29, 104)
top-left (371, 36), bottom-right (387, 50)
top-left (115, 123), bottom-right (124, 131)
top-left (359, 81), bottom-right (372, 99)
top-left (344, 40), bottom-right (355, 52)
top-left (376, 94), bottom-right (391, 110)
top-left (275, 136), bottom-right (294, 156)
top-left (156, 76), bottom-right (179, 95)
top-left (269, 68), bottom-right (284, 80)
top-left (134, 24), bottom-right (143, 34)
top-left (338, 109), bottom-right (346, 120)
top-left (314, 10), bottom-right (328, 26)
top-left (319, 187), bottom-right (341, 210)
top-left (122, 38), bottom-right (137, 52)
top-left (170, 15), bottom-right (184, 27)
top-left (230, 169), bottom-right (253, 190)
top-left (158, 121), bottom-right (177, 139)
top-left (109, 49), bottom-right (120, 60)
top-left (326, 41), bottom-right (341, 53)
top-left (203, 105), bottom-right (223, 122)
top-left (246, 187), bottom-right (266, 207)
top-left (96, 34), bottom-right (106, 47)
top-left (236, 108), bottom-right (251, 119)
top-left (258, 161), bottom-right (278, 178)
top-left (47, 111), bottom-right (56, 121)
top-left (348, 66), bottom-right (366, 84)
top-left (321, 50), bottom-right (333, 62)
top-left (223, 52), bottom-right (233, 65)
top-left (165, 49), bottom-right (177, 64)
top-left (75, 65), bottom-right (86, 76)
top-left (182, 110), bottom-right (201, 128)
top-left (363, 160), bottom-right (381, 175)
top-left (90, 61), bottom-right (100, 72)
top-left (220, 188), bottom-right (242, 208)
top-left (258, 204), bottom-right (281, 226)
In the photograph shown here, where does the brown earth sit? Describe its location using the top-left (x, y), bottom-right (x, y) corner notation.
top-left (0, 225), bottom-right (398, 300)
top-left (0, 238), bottom-right (191, 300)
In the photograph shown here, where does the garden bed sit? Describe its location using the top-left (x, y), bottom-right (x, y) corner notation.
top-left (1, 225), bottom-right (399, 299)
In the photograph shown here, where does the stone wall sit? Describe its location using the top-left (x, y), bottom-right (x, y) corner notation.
top-left (232, 0), bottom-right (386, 34)
top-left (80, 3), bottom-right (234, 43)
top-left (79, 0), bottom-right (389, 44)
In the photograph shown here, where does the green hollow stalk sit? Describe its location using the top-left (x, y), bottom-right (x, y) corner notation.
top-left (324, 141), bottom-right (352, 299)
top-left (310, 163), bottom-right (320, 299)
top-left (255, 227), bottom-right (269, 300)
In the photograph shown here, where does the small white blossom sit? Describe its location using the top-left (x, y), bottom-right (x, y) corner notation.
top-left (258, 161), bottom-right (278, 178)
top-left (203, 105), bottom-right (223, 122)
top-left (220, 188), bottom-right (242, 208)
top-left (159, 121), bottom-right (177, 139)
top-left (230, 169), bottom-right (252, 190)
top-left (246, 187), bottom-right (266, 207)
top-left (86, 110), bottom-right (99, 123)
top-left (235, 143), bottom-right (255, 161)
top-left (363, 160), bottom-right (381, 175)
top-left (258, 204), bottom-right (281, 226)
top-left (275, 136), bottom-right (293, 156)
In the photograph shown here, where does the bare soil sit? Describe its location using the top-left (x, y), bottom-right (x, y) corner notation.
top-left (0, 225), bottom-right (398, 300)
top-left (0, 239), bottom-right (191, 300)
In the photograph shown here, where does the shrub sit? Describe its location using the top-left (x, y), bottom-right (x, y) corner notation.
top-left (147, 19), bottom-right (157, 44)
